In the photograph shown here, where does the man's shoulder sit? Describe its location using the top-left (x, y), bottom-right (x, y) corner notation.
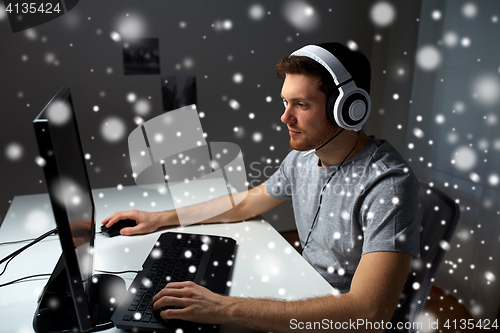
top-left (365, 137), bottom-right (410, 172)
top-left (354, 137), bottom-right (420, 194)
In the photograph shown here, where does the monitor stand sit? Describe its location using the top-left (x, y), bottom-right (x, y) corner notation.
top-left (33, 254), bottom-right (126, 333)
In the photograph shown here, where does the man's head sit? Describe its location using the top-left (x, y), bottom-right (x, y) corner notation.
top-left (276, 42), bottom-right (371, 106)
top-left (276, 42), bottom-right (371, 151)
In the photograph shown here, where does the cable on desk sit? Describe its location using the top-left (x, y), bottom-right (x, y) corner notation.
top-left (96, 269), bottom-right (139, 275)
top-left (0, 237), bottom-right (38, 246)
top-left (0, 228), bottom-right (58, 277)
top-left (0, 256), bottom-right (15, 277)
top-left (0, 273), bottom-right (51, 288)
top-left (0, 231), bottom-right (109, 241)
top-left (0, 232), bottom-right (59, 246)
top-left (0, 270), bottom-right (138, 289)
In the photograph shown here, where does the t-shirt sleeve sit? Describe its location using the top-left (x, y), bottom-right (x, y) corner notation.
top-left (265, 153), bottom-right (294, 201)
top-left (359, 169), bottom-right (422, 258)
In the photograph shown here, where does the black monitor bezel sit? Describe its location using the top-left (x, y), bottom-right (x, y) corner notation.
top-left (33, 87), bottom-right (96, 332)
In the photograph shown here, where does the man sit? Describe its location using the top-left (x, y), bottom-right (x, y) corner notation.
top-left (102, 42), bottom-right (422, 332)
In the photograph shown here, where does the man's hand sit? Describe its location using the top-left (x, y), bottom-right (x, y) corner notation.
top-left (151, 252), bottom-right (413, 333)
top-left (101, 210), bottom-right (176, 236)
top-left (100, 182), bottom-right (284, 236)
top-left (151, 281), bottom-right (231, 325)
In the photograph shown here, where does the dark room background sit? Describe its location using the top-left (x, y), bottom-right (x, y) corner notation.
top-left (1, 0), bottom-right (499, 324)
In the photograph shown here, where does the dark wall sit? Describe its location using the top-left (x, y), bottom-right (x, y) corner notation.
top-left (0, 0), bottom-right (422, 231)
top-left (405, 0), bottom-right (500, 321)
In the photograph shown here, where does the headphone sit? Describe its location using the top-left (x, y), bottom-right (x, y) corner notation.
top-left (290, 45), bottom-right (371, 132)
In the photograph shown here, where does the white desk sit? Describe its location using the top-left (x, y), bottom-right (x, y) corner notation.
top-left (0, 185), bottom-right (334, 332)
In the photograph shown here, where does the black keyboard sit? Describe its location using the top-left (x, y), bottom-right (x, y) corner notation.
top-left (111, 232), bottom-right (237, 332)
top-left (124, 238), bottom-right (203, 323)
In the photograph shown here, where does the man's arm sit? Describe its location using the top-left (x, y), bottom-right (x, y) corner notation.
top-left (152, 251), bottom-right (413, 333)
top-left (101, 182), bottom-right (286, 235)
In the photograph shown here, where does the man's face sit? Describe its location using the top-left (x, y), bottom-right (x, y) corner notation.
top-left (280, 73), bottom-right (339, 151)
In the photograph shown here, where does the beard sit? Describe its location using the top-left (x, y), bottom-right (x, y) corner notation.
top-left (288, 126), bottom-right (339, 151)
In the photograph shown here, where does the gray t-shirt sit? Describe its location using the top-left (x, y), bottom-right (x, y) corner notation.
top-left (266, 136), bottom-right (421, 295)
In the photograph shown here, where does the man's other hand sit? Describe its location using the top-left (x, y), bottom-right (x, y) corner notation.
top-left (151, 281), bottom-right (231, 325)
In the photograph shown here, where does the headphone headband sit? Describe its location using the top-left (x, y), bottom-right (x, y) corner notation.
top-left (290, 45), bottom-right (351, 86)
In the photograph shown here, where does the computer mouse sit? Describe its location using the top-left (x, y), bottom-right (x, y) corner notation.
top-left (101, 219), bottom-right (137, 237)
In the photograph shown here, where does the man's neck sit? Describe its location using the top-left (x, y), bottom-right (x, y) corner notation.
top-left (316, 130), bottom-right (371, 167)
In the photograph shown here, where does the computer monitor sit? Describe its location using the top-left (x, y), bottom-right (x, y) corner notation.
top-left (32, 87), bottom-right (124, 333)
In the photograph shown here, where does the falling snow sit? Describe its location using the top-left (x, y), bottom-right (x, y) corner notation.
top-left (47, 101), bottom-right (71, 125)
top-left (283, 0), bottom-right (319, 32)
top-left (370, 1), bottom-right (396, 27)
top-left (443, 31), bottom-right (459, 47)
top-left (431, 10), bottom-right (442, 20)
top-left (233, 73), bottom-right (244, 84)
top-left (229, 99), bottom-right (240, 110)
top-left (5, 142), bottom-right (23, 161)
top-left (452, 146), bottom-right (477, 171)
top-left (249, 4), bottom-right (266, 21)
top-left (117, 15), bottom-right (146, 39)
top-left (101, 117), bottom-right (126, 143)
top-left (0, 1), bottom-right (499, 325)
top-left (416, 45), bottom-right (441, 71)
top-left (462, 2), bottom-right (478, 19)
top-left (134, 99), bottom-right (151, 115)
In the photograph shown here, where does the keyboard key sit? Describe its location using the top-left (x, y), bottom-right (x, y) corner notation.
top-left (141, 314), bottom-right (152, 322)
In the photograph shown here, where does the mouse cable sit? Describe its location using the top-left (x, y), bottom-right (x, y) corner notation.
top-left (0, 273), bottom-right (52, 288)
top-left (0, 269), bottom-right (139, 288)
top-left (96, 269), bottom-right (139, 275)
top-left (0, 232), bottom-right (59, 246)
top-left (0, 228), bottom-right (58, 276)
top-left (0, 229), bottom-right (102, 243)
top-left (0, 256), bottom-right (15, 277)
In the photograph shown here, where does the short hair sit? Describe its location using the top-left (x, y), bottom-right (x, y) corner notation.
top-left (276, 42), bottom-right (371, 98)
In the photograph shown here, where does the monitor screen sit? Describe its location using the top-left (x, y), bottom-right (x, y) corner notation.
top-left (33, 87), bottom-right (96, 331)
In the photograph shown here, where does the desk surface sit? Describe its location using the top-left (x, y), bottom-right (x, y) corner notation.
top-left (0, 185), bottom-right (334, 332)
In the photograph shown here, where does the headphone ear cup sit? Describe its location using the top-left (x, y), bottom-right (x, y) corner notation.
top-left (326, 90), bottom-right (339, 124)
top-left (334, 82), bottom-right (371, 131)
top-left (338, 92), bottom-right (369, 129)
